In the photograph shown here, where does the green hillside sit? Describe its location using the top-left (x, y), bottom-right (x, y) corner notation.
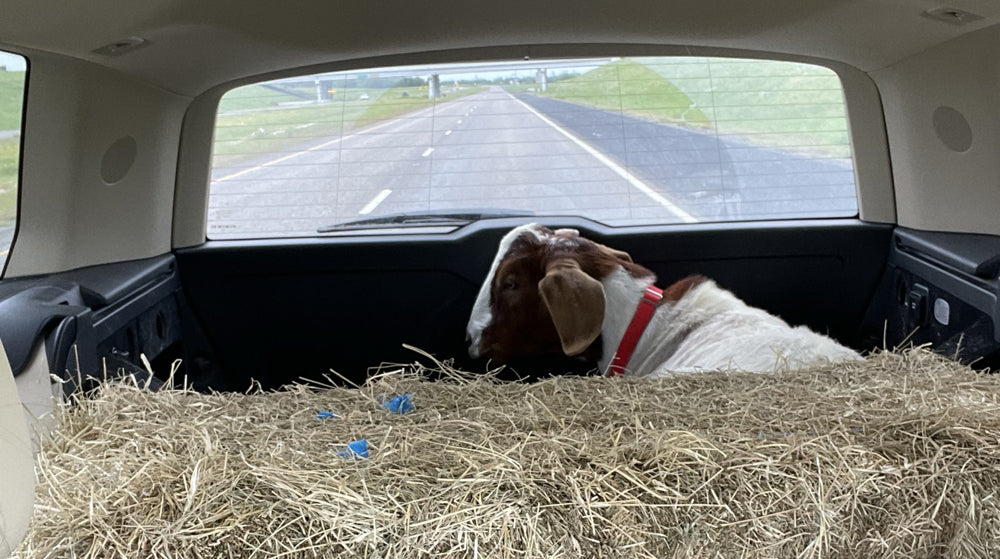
top-left (0, 71), bottom-right (25, 226)
top-left (636, 57), bottom-right (851, 156)
top-left (540, 59), bottom-right (710, 126)
top-left (0, 70), bottom-right (25, 130)
top-left (217, 85), bottom-right (308, 113)
top-left (0, 139), bottom-right (17, 225)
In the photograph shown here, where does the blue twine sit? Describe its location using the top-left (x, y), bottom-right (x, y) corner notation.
top-left (338, 439), bottom-right (369, 459)
top-left (380, 393), bottom-right (414, 414)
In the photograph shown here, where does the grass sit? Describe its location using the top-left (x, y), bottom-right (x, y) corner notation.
top-left (521, 58), bottom-right (851, 157)
top-left (0, 70), bottom-right (26, 130)
top-left (213, 86), bottom-right (484, 168)
top-left (214, 103), bottom-right (353, 166)
top-left (217, 85), bottom-right (308, 113)
top-left (0, 138), bottom-right (19, 227)
top-left (356, 86), bottom-right (481, 126)
top-left (639, 57), bottom-right (852, 156)
top-left (530, 58), bottom-right (711, 126)
top-left (0, 71), bottom-right (25, 227)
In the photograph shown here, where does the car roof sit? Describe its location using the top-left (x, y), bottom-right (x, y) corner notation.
top-left (2, 0), bottom-right (999, 95)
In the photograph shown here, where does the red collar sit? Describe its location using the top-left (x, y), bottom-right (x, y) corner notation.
top-left (607, 285), bottom-right (663, 377)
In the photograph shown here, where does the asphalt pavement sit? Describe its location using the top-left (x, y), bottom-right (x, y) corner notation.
top-left (208, 86), bottom-right (857, 238)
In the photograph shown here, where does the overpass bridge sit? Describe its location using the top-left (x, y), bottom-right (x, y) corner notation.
top-left (266, 58), bottom-right (617, 101)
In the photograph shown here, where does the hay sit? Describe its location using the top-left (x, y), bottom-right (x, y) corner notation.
top-left (12, 348), bottom-right (1000, 558)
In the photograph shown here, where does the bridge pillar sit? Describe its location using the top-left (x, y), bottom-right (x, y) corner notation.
top-left (536, 69), bottom-right (548, 92)
top-left (428, 74), bottom-right (441, 99)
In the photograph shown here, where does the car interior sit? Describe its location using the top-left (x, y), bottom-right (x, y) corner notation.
top-left (3, 0), bottom-right (1000, 554)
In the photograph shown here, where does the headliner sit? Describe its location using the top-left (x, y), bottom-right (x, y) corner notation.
top-left (1, 0), bottom-right (997, 96)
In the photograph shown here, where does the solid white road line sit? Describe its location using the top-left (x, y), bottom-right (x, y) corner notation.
top-left (212, 111), bottom-right (420, 184)
top-left (421, 147), bottom-right (435, 157)
top-left (507, 94), bottom-right (698, 224)
top-left (358, 189), bottom-right (392, 215)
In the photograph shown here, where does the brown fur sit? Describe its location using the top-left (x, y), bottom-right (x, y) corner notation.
top-left (481, 226), bottom-right (661, 363)
top-left (660, 274), bottom-right (707, 304)
top-left (539, 258), bottom-right (607, 356)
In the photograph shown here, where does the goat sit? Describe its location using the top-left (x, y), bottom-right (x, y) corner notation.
top-left (466, 223), bottom-right (861, 377)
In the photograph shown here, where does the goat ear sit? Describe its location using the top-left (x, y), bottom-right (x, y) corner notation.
top-left (538, 258), bottom-right (605, 356)
top-left (596, 243), bottom-right (632, 263)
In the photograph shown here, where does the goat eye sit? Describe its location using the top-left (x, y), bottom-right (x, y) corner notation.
top-left (501, 277), bottom-right (518, 291)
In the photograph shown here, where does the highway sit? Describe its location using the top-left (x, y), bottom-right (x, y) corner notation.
top-left (209, 86), bottom-right (857, 238)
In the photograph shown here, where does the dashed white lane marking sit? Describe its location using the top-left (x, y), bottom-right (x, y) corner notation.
top-left (212, 116), bottom-right (404, 184)
top-left (422, 147), bottom-right (435, 157)
top-left (444, 130), bottom-right (452, 136)
top-left (507, 94), bottom-right (698, 224)
top-left (358, 189), bottom-right (392, 215)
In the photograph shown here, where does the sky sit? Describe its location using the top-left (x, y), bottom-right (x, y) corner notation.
top-left (270, 59), bottom-right (613, 88)
top-left (0, 51), bottom-right (27, 71)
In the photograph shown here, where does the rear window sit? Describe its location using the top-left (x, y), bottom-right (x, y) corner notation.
top-left (0, 51), bottom-right (25, 266)
top-left (208, 56), bottom-right (857, 239)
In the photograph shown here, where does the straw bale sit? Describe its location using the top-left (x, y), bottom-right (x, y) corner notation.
top-left (12, 348), bottom-right (1000, 558)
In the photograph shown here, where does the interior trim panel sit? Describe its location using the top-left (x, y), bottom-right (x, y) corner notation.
top-left (176, 218), bottom-right (892, 388)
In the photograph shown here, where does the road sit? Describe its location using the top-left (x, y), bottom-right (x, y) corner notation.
top-left (209, 86), bottom-right (856, 238)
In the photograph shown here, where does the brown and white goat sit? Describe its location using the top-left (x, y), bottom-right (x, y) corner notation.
top-left (467, 223), bottom-right (861, 376)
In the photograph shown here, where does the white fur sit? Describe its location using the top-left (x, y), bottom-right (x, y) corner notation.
top-left (466, 223), bottom-right (546, 358)
top-left (599, 267), bottom-right (862, 377)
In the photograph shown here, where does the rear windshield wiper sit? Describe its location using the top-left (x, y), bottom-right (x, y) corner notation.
top-left (317, 209), bottom-right (535, 233)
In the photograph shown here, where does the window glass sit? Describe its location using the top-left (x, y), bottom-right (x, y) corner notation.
top-left (208, 56), bottom-right (857, 238)
top-left (0, 51), bottom-right (25, 266)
